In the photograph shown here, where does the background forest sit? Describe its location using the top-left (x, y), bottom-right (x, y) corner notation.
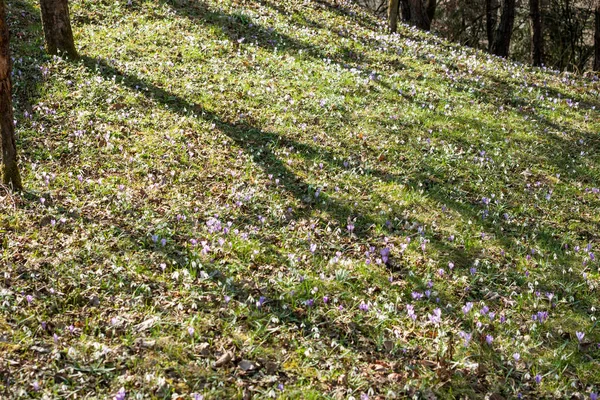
top-left (356, 0), bottom-right (600, 73)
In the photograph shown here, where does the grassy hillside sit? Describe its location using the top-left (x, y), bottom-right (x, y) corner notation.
top-left (2, 0), bottom-right (600, 398)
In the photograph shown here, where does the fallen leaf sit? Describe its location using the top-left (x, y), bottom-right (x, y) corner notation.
top-left (383, 340), bottom-right (394, 353)
top-left (134, 317), bottom-right (158, 333)
top-left (197, 342), bottom-right (210, 356)
top-left (238, 360), bottom-right (257, 372)
top-left (214, 351), bottom-right (233, 367)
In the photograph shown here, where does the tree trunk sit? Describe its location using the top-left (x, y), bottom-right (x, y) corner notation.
top-left (0, 2), bottom-right (22, 190)
top-left (400, 0), bottom-right (411, 21)
top-left (490, 0), bottom-right (516, 57)
top-left (529, 0), bottom-right (544, 66)
top-left (39, 0), bottom-right (77, 58)
top-left (388, 0), bottom-right (400, 33)
top-left (425, 0), bottom-right (437, 25)
top-left (409, 0), bottom-right (431, 30)
top-left (486, 0), bottom-right (500, 51)
top-left (594, 0), bottom-right (600, 71)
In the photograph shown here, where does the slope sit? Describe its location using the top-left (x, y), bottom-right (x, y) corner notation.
top-left (2, 0), bottom-right (600, 398)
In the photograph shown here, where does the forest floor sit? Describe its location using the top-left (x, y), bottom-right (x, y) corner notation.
top-left (2, 0), bottom-right (600, 398)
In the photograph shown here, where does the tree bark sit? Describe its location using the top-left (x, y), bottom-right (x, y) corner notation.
top-left (408, 0), bottom-right (432, 30)
top-left (486, 0), bottom-right (500, 51)
top-left (594, 0), bottom-right (600, 71)
top-left (400, 0), bottom-right (411, 21)
top-left (425, 0), bottom-right (437, 25)
top-left (39, 0), bottom-right (77, 58)
top-left (490, 0), bottom-right (516, 57)
top-left (0, 1), bottom-right (22, 190)
top-left (529, 0), bottom-right (544, 66)
top-left (388, 0), bottom-right (400, 33)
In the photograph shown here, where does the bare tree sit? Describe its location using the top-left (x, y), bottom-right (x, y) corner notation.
top-left (406, 0), bottom-right (437, 30)
top-left (489, 0), bottom-right (516, 57)
top-left (486, 0), bottom-right (499, 48)
top-left (530, 0), bottom-right (545, 66)
top-left (595, 0), bottom-right (600, 70)
top-left (400, 0), bottom-right (411, 21)
top-left (39, 0), bottom-right (77, 58)
top-left (388, 0), bottom-right (436, 31)
top-left (0, 1), bottom-right (22, 190)
top-left (389, 0), bottom-right (400, 32)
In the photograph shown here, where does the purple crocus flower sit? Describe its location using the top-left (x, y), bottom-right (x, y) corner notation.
top-left (535, 374), bottom-right (542, 384)
top-left (485, 335), bottom-right (493, 345)
top-left (576, 331), bottom-right (585, 342)
top-left (114, 388), bottom-right (126, 400)
top-left (428, 308), bottom-right (442, 325)
top-left (406, 304), bottom-right (416, 320)
top-left (258, 296), bottom-right (267, 308)
top-left (459, 331), bottom-right (472, 346)
top-left (380, 247), bottom-right (390, 264)
top-left (462, 302), bottom-right (473, 314)
top-left (411, 291), bottom-right (423, 300)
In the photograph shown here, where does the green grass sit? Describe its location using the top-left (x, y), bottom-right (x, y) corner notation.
top-left (2, 0), bottom-right (600, 398)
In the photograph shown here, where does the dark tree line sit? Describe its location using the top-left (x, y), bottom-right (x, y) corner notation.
top-left (385, 0), bottom-right (600, 72)
top-left (388, 0), bottom-right (437, 32)
top-left (1, 0), bottom-right (76, 190)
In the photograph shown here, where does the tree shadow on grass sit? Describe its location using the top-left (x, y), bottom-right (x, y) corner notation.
top-left (76, 52), bottom-right (600, 327)
top-left (8, 0), bottom-right (599, 396)
top-left (9, 0), bottom-right (47, 118)
top-left (153, 0), bottom-right (387, 75)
